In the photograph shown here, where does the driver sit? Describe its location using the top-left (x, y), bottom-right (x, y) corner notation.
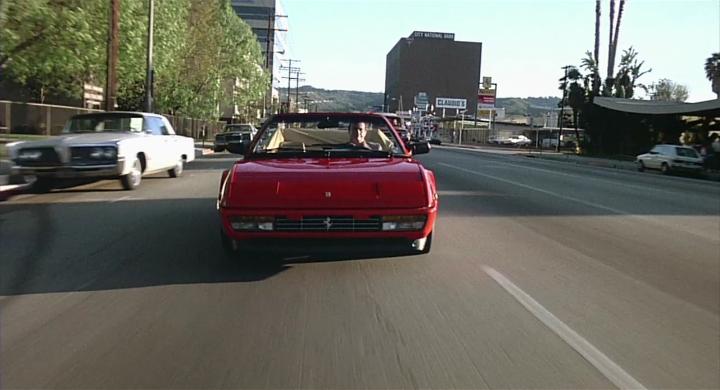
top-left (349, 122), bottom-right (382, 150)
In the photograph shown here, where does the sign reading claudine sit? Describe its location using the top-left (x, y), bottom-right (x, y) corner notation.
top-left (436, 98), bottom-right (467, 110)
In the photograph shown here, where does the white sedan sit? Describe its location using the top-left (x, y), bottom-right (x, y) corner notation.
top-left (9, 112), bottom-right (196, 190)
top-left (508, 135), bottom-right (532, 146)
top-left (636, 144), bottom-right (704, 175)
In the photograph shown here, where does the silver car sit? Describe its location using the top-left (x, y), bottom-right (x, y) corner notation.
top-left (636, 144), bottom-right (704, 175)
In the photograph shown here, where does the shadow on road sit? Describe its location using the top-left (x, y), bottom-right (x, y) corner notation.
top-left (0, 198), bottom-right (417, 296)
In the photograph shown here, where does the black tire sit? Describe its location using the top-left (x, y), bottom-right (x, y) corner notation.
top-left (660, 162), bottom-right (670, 175)
top-left (221, 228), bottom-right (240, 257)
top-left (31, 177), bottom-right (55, 193)
top-left (168, 159), bottom-right (184, 178)
top-left (637, 161), bottom-right (645, 172)
top-left (120, 158), bottom-right (142, 190)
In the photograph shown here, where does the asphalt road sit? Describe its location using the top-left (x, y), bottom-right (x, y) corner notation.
top-left (1, 148), bottom-right (718, 389)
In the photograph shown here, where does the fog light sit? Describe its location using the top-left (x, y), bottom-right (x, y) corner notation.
top-left (382, 216), bottom-right (427, 231)
top-left (382, 222), bottom-right (398, 231)
top-left (257, 222), bottom-right (274, 231)
top-left (229, 217), bottom-right (274, 231)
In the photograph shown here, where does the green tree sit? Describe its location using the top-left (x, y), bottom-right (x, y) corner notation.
top-left (643, 79), bottom-right (689, 102)
top-left (705, 52), bottom-right (720, 98)
top-left (0, 0), bottom-right (107, 99)
top-left (611, 47), bottom-right (651, 98)
top-left (559, 66), bottom-right (587, 152)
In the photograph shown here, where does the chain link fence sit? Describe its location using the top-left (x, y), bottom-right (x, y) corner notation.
top-left (0, 101), bottom-right (225, 139)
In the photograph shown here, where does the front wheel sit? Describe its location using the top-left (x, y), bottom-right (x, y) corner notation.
top-left (168, 159), bottom-right (184, 178)
top-left (660, 162), bottom-right (670, 175)
top-left (637, 161), bottom-right (645, 172)
top-left (120, 158), bottom-right (142, 190)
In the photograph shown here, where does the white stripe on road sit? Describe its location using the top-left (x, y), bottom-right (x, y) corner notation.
top-left (483, 266), bottom-right (647, 390)
top-left (438, 162), bottom-right (719, 242)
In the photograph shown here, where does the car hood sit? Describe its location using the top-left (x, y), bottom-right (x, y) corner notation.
top-left (225, 157), bottom-right (429, 209)
top-left (14, 133), bottom-right (139, 149)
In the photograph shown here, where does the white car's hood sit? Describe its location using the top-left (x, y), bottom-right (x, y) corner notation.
top-left (15, 132), bottom-right (141, 148)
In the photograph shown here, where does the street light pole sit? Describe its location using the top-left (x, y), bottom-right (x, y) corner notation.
top-left (105, 0), bottom-right (120, 111)
top-left (144, 0), bottom-right (155, 113)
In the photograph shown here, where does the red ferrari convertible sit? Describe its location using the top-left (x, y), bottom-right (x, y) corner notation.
top-left (218, 112), bottom-right (438, 256)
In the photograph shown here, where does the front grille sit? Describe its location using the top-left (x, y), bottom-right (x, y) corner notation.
top-left (16, 147), bottom-right (62, 167)
top-left (70, 147), bottom-right (117, 166)
top-left (274, 216), bottom-right (382, 232)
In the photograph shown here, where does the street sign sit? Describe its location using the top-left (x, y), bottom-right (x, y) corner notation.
top-left (436, 97), bottom-right (467, 110)
top-left (483, 77), bottom-right (492, 89)
top-left (83, 83), bottom-right (104, 108)
top-left (478, 86), bottom-right (496, 107)
top-left (414, 92), bottom-right (429, 111)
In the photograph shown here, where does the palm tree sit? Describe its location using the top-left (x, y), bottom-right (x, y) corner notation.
top-left (706, 52), bottom-right (720, 98)
top-left (604, 0), bottom-right (626, 96)
top-left (592, 0), bottom-right (601, 96)
top-left (559, 66), bottom-right (586, 153)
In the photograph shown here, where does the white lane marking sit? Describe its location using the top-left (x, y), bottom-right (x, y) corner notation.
top-left (483, 266), bottom-right (647, 390)
top-left (109, 196), bottom-right (132, 203)
top-left (438, 162), bottom-right (719, 242)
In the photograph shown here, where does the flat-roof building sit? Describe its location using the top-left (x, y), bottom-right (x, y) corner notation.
top-left (385, 31), bottom-right (482, 115)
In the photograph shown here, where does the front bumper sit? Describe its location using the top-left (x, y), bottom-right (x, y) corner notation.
top-left (12, 162), bottom-right (123, 179)
top-left (220, 206), bottom-right (437, 241)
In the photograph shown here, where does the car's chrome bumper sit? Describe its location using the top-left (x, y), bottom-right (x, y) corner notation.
top-left (12, 162), bottom-right (123, 179)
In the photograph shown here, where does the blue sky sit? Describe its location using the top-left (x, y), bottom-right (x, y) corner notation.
top-left (281, 0), bottom-right (719, 102)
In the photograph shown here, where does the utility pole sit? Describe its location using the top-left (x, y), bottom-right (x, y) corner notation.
top-left (280, 59), bottom-right (300, 112)
top-left (263, 10), bottom-right (287, 116)
top-left (294, 72), bottom-right (305, 112)
top-left (280, 60), bottom-right (301, 113)
top-left (557, 66), bottom-right (570, 152)
top-left (144, 0), bottom-right (155, 113)
top-left (105, 0), bottom-right (120, 111)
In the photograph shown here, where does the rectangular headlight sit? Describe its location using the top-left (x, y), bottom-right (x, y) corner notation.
top-left (229, 216), bottom-right (274, 231)
top-left (381, 215), bottom-right (427, 231)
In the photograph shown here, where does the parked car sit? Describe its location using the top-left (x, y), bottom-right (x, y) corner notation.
top-left (214, 123), bottom-right (257, 152)
top-left (218, 112), bottom-right (438, 257)
top-left (8, 112), bottom-right (195, 190)
top-left (508, 135), bottom-right (532, 146)
top-left (636, 144), bottom-right (705, 175)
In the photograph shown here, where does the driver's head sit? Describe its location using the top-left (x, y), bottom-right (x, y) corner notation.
top-left (349, 122), bottom-right (368, 144)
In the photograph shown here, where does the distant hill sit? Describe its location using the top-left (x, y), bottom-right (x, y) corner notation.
top-left (278, 86), bottom-right (383, 112)
top-left (280, 86), bottom-right (560, 117)
top-left (496, 97), bottom-right (561, 117)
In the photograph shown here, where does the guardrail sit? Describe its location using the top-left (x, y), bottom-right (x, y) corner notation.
top-left (0, 100), bottom-right (225, 139)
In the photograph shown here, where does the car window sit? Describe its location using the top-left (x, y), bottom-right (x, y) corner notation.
top-left (145, 117), bottom-right (164, 136)
top-left (676, 147), bottom-right (698, 158)
top-left (253, 116), bottom-right (403, 155)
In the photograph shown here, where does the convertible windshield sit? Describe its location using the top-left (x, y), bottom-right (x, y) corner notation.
top-left (64, 114), bottom-right (144, 134)
top-left (252, 116), bottom-right (405, 155)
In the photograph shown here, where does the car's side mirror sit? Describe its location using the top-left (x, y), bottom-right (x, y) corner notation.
top-left (411, 141), bottom-right (431, 155)
top-left (227, 142), bottom-right (248, 155)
